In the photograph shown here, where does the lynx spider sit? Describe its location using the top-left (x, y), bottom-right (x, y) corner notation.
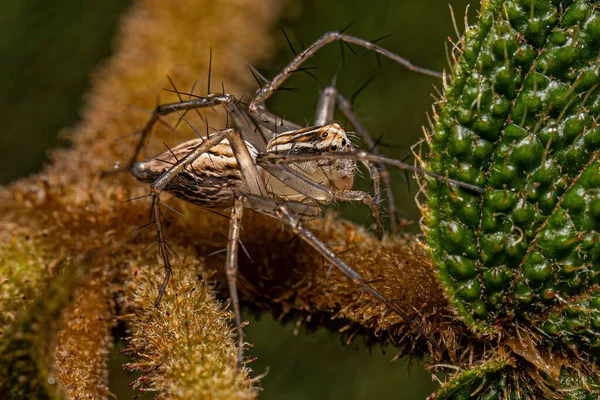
top-left (130, 31), bottom-right (483, 365)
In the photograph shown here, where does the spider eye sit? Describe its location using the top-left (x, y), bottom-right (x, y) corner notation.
top-left (331, 145), bottom-right (338, 151)
top-left (341, 139), bottom-right (347, 146)
top-left (321, 132), bottom-right (328, 139)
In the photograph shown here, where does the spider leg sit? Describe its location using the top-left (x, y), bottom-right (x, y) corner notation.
top-left (249, 31), bottom-right (443, 112)
top-left (251, 103), bottom-right (301, 136)
top-left (151, 191), bottom-right (172, 306)
top-left (259, 151), bottom-right (486, 194)
top-left (142, 129), bottom-right (228, 305)
top-left (222, 99), bottom-right (270, 151)
top-left (225, 196), bottom-right (245, 367)
top-left (241, 194), bottom-right (440, 352)
top-left (132, 95), bottom-right (225, 168)
top-left (259, 164), bottom-right (383, 238)
top-left (225, 195), bottom-right (321, 366)
top-left (314, 86), bottom-right (336, 126)
top-left (131, 93), bottom-right (271, 169)
top-left (244, 194), bottom-right (322, 220)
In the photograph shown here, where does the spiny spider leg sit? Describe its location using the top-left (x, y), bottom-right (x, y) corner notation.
top-left (246, 64), bottom-right (301, 134)
top-left (260, 163), bottom-right (383, 238)
top-left (252, 103), bottom-right (301, 135)
top-left (151, 191), bottom-right (172, 306)
top-left (225, 196), bottom-right (245, 366)
top-left (166, 77), bottom-right (205, 131)
top-left (241, 194), bottom-right (441, 352)
top-left (249, 31), bottom-right (443, 113)
top-left (131, 93), bottom-right (271, 168)
top-left (132, 96), bottom-right (221, 167)
top-left (258, 151), bottom-right (486, 194)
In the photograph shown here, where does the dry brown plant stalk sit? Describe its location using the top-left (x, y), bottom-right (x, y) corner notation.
top-left (0, 0), bottom-right (473, 398)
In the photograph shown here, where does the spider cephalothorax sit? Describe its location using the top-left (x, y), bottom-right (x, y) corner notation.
top-left (265, 123), bottom-right (356, 201)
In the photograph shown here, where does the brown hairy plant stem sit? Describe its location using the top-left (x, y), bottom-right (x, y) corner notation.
top-left (0, 0), bottom-right (289, 397)
top-left (0, 0), bottom-right (475, 398)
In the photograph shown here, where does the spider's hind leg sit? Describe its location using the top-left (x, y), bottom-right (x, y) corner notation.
top-left (225, 196), bottom-right (246, 367)
top-left (223, 194), bottom-right (323, 367)
top-left (242, 194), bottom-right (439, 352)
top-left (150, 191), bottom-right (174, 307)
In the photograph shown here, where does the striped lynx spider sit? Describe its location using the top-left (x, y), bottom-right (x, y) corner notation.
top-left (130, 31), bottom-right (481, 364)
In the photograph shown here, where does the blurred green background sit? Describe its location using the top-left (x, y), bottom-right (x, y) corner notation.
top-left (2, 0), bottom-right (471, 398)
top-left (1, 0), bottom-right (129, 184)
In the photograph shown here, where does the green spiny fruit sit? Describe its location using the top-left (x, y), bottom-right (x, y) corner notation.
top-left (423, 0), bottom-right (600, 397)
top-left (427, 0), bottom-right (600, 337)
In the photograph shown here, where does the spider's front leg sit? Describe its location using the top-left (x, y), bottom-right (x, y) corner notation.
top-left (248, 31), bottom-right (442, 113)
top-left (264, 163), bottom-right (384, 238)
top-left (260, 150), bottom-right (487, 194)
top-left (258, 123), bottom-right (384, 237)
top-left (225, 196), bottom-right (245, 365)
top-left (314, 83), bottom-right (396, 230)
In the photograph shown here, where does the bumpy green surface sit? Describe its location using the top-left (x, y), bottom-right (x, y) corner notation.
top-left (427, 0), bottom-right (600, 338)
top-left (430, 358), bottom-right (516, 399)
top-left (538, 287), bottom-right (600, 358)
top-left (432, 363), bottom-right (599, 400)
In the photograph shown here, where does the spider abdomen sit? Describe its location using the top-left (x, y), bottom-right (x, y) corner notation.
top-left (132, 138), bottom-right (257, 207)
